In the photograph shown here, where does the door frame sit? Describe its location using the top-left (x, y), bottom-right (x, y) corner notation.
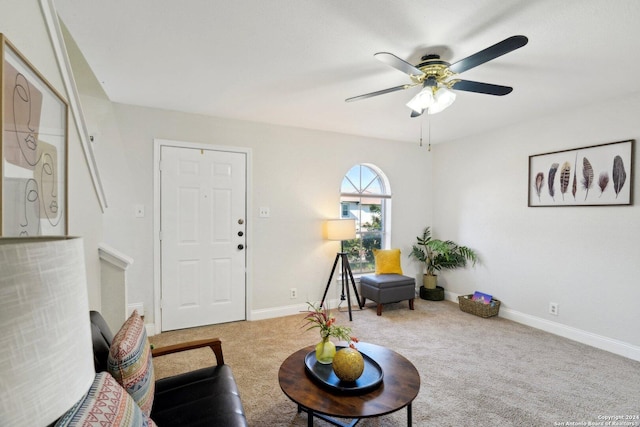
top-left (153, 138), bottom-right (253, 333)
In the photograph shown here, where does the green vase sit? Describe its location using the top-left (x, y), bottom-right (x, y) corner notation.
top-left (315, 337), bottom-right (336, 364)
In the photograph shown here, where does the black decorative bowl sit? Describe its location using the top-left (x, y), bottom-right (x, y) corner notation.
top-left (304, 347), bottom-right (383, 395)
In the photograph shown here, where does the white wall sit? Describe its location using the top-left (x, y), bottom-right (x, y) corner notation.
top-left (5, 0), bottom-right (637, 362)
top-left (432, 92), bottom-right (640, 357)
top-left (1, 0), bottom-right (104, 307)
top-left (54, 0), bottom-right (638, 360)
top-left (111, 104), bottom-right (431, 322)
top-left (60, 25), bottom-right (428, 325)
top-left (62, 41), bottom-right (433, 330)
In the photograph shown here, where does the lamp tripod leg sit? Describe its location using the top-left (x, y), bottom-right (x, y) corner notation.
top-left (346, 259), bottom-right (363, 309)
top-left (320, 253), bottom-right (362, 321)
top-left (339, 253), bottom-right (363, 321)
top-left (343, 257), bottom-right (353, 321)
top-left (320, 253), bottom-right (341, 308)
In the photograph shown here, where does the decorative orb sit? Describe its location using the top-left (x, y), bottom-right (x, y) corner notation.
top-left (332, 348), bottom-right (365, 382)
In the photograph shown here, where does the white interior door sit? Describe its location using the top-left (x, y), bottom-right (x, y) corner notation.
top-left (160, 145), bottom-right (246, 331)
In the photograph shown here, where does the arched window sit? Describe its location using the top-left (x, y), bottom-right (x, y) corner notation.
top-left (340, 164), bottom-right (391, 274)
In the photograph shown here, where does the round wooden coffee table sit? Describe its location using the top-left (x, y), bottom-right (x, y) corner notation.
top-left (278, 342), bottom-right (420, 426)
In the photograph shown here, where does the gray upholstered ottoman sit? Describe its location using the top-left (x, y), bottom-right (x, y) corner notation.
top-left (360, 274), bottom-right (415, 316)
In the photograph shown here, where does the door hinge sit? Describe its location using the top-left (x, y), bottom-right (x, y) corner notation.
top-left (159, 230), bottom-right (163, 241)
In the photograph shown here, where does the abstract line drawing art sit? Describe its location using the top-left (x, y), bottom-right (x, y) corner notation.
top-left (1, 34), bottom-right (67, 236)
top-left (528, 140), bottom-right (634, 207)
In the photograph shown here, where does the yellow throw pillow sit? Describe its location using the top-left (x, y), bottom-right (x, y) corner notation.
top-left (373, 248), bottom-right (403, 275)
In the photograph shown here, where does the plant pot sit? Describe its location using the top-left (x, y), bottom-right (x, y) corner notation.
top-left (423, 274), bottom-right (437, 289)
top-left (420, 285), bottom-right (444, 301)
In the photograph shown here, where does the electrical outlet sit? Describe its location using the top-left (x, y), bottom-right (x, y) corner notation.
top-left (549, 302), bottom-right (559, 316)
top-left (290, 288), bottom-right (297, 299)
top-left (259, 207), bottom-right (270, 218)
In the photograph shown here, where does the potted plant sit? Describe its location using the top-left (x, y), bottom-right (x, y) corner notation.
top-left (409, 227), bottom-right (478, 294)
top-left (302, 302), bottom-right (358, 364)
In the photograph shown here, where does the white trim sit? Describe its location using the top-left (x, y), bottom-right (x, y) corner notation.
top-left (153, 138), bottom-right (253, 332)
top-left (251, 303), bottom-right (309, 321)
top-left (98, 244), bottom-right (134, 271)
top-left (159, 293), bottom-right (640, 362)
top-left (340, 193), bottom-right (392, 199)
top-left (39, 0), bottom-right (108, 211)
top-left (250, 299), bottom-right (343, 321)
top-left (145, 324), bottom-right (157, 337)
top-left (444, 290), bottom-right (640, 362)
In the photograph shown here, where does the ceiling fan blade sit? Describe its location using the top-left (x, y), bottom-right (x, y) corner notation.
top-left (451, 80), bottom-right (513, 96)
top-left (345, 83), bottom-right (416, 102)
top-left (448, 35), bottom-right (528, 74)
top-left (374, 52), bottom-right (424, 77)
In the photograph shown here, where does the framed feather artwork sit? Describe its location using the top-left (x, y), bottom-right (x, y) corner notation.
top-left (528, 139), bottom-right (634, 207)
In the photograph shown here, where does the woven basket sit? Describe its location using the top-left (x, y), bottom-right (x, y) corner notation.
top-left (458, 294), bottom-right (501, 318)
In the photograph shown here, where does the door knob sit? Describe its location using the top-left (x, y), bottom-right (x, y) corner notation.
top-left (238, 219), bottom-right (244, 224)
top-left (238, 244), bottom-right (244, 250)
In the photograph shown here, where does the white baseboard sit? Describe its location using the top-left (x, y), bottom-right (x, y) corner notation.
top-left (146, 300), bottom-right (331, 335)
top-left (145, 324), bottom-right (157, 337)
top-left (250, 303), bottom-right (308, 321)
top-left (149, 295), bottom-right (640, 362)
top-left (250, 299), bottom-right (342, 321)
top-left (445, 291), bottom-right (640, 362)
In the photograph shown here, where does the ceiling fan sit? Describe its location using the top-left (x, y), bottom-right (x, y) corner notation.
top-left (346, 35), bottom-right (528, 117)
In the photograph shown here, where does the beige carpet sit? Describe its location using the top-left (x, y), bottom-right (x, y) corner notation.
top-left (149, 299), bottom-right (640, 426)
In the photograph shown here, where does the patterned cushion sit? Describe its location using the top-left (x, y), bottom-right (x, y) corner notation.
top-left (55, 372), bottom-right (157, 427)
top-left (373, 248), bottom-right (403, 274)
top-left (108, 311), bottom-right (155, 416)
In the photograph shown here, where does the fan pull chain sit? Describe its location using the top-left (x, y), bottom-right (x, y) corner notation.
top-left (419, 120), bottom-right (432, 151)
top-left (428, 118), bottom-right (431, 152)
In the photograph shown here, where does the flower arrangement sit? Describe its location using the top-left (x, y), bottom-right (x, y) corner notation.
top-left (302, 302), bottom-right (359, 365)
top-left (302, 302), bottom-right (358, 348)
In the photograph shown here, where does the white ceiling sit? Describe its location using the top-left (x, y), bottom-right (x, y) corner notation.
top-left (54, 0), bottom-right (640, 145)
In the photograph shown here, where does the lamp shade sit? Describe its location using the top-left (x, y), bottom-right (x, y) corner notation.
top-left (0, 237), bottom-right (95, 426)
top-left (325, 219), bottom-right (356, 241)
top-left (407, 85), bottom-right (457, 115)
top-left (406, 86), bottom-right (435, 113)
top-left (428, 86), bottom-right (457, 115)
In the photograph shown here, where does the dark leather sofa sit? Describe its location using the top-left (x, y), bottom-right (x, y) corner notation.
top-left (90, 311), bottom-right (248, 426)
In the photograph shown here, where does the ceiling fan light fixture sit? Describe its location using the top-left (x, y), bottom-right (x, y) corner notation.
top-left (427, 86), bottom-right (456, 115)
top-left (406, 86), bottom-right (435, 113)
top-left (348, 36), bottom-right (528, 117)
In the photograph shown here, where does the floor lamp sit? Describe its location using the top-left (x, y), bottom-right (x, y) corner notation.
top-left (320, 219), bottom-right (363, 321)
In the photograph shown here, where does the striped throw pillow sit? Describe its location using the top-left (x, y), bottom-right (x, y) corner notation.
top-left (55, 372), bottom-right (156, 426)
top-left (108, 310), bottom-right (155, 416)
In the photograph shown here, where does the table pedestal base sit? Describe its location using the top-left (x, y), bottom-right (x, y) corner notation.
top-left (297, 403), bottom-right (412, 427)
